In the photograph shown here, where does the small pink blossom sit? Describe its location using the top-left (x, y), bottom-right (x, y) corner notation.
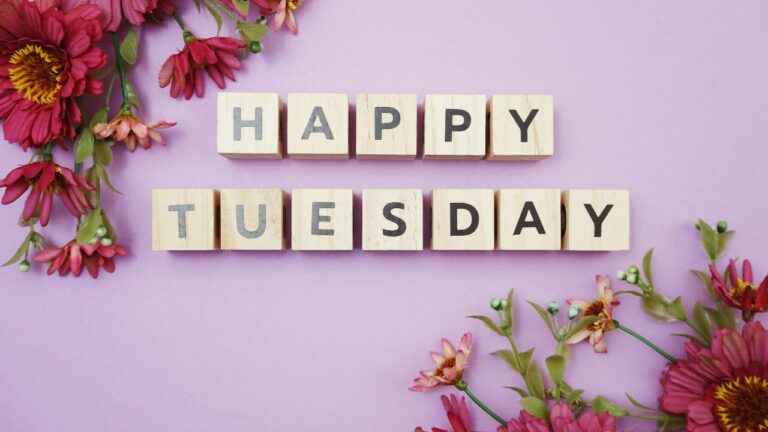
top-left (93, 110), bottom-right (175, 152)
top-left (410, 333), bottom-right (472, 392)
top-left (566, 275), bottom-right (620, 353)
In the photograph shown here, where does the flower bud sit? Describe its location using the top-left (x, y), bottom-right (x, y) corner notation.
top-left (96, 226), bottom-right (108, 237)
top-left (694, 221), bottom-right (701, 230)
top-left (716, 220), bottom-right (728, 233)
top-left (88, 237), bottom-right (99, 245)
top-left (499, 299), bottom-right (508, 310)
top-left (100, 237), bottom-right (113, 247)
top-left (547, 301), bottom-right (560, 315)
top-left (568, 305), bottom-right (579, 320)
top-left (249, 41), bottom-right (263, 54)
top-left (628, 265), bottom-right (639, 275)
top-left (616, 270), bottom-right (627, 281)
top-left (19, 260), bottom-right (30, 272)
top-left (490, 298), bottom-right (503, 310)
top-left (627, 273), bottom-right (639, 284)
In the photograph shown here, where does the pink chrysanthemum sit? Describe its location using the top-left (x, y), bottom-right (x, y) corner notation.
top-left (410, 333), bottom-right (473, 392)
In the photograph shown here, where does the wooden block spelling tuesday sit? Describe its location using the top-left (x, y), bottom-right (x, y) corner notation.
top-left (356, 93), bottom-right (418, 159)
top-left (431, 189), bottom-right (495, 250)
top-left (496, 189), bottom-right (561, 250)
top-left (488, 95), bottom-right (554, 160)
top-left (562, 189), bottom-right (630, 251)
top-left (424, 94), bottom-right (487, 159)
top-left (152, 189), bottom-right (219, 251)
top-left (362, 189), bottom-right (423, 251)
top-left (287, 93), bottom-right (349, 159)
top-left (291, 189), bottom-right (354, 250)
top-left (217, 92), bottom-right (282, 158)
top-left (220, 189), bottom-right (286, 250)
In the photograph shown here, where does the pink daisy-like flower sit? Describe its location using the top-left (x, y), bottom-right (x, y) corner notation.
top-left (34, 239), bottom-right (127, 278)
top-left (93, 110), bottom-right (175, 152)
top-left (61, 0), bottom-right (176, 32)
top-left (410, 333), bottom-right (473, 392)
top-left (253, 0), bottom-right (303, 34)
top-left (500, 403), bottom-right (617, 432)
top-left (566, 275), bottom-right (620, 353)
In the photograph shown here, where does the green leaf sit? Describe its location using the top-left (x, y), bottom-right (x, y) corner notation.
top-left (564, 315), bottom-right (600, 340)
top-left (671, 333), bottom-right (708, 347)
top-left (231, 0), bottom-right (249, 16)
top-left (119, 27), bottom-right (139, 65)
top-left (126, 82), bottom-right (142, 112)
top-left (96, 165), bottom-right (121, 194)
top-left (666, 296), bottom-right (687, 321)
top-left (505, 386), bottom-right (528, 398)
top-left (3, 232), bottom-right (32, 266)
top-left (527, 301), bottom-right (557, 338)
top-left (591, 396), bottom-right (629, 417)
top-left (237, 21), bottom-right (269, 42)
top-left (698, 219), bottom-right (718, 261)
top-left (703, 306), bottom-right (735, 330)
top-left (467, 315), bottom-right (505, 336)
top-left (100, 210), bottom-right (119, 243)
top-left (642, 248), bottom-right (655, 289)
top-left (204, 2), bottom-right (223, 34)
top-left (89, 107), bottom-right (109, 128)
top-left (692, 269), bottom-right (717, 302)
top-left (527, 361), bottom-right (546, 400)
top-left (93, 140), bottom-right (113, 166)
top-left (545, 355), bottom-right (566, 386)
top-left (567, 389), bottom-right (585, 405)
top-left (517, 348), bottom-right (534, 374)
top-left (717, 230), bottom-right (735, 259)
top-left (493, 349), bottom-right (522, 373)
top-left (76, 208), bottom-right (103, 244)
top-left (519, 396), bottom-right (549, 420)
top-left (626, 393), bottom-right (656, 412)
top-left (74, 129), bottom-right (95, 163)
top-left (691, 301), bottom-right (713, 342)
top-left (505, 289), bottom-right (515, 333)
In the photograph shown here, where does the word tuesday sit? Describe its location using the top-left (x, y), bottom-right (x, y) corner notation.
top-left (151, 189), bottom-right (630, 252)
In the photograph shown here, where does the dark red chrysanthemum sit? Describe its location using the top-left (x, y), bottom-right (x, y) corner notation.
top-left (159, 36), bottom-right (245, 100)
top-left (0, 0), bottom-right (106, 150)
top-left (0, 161), bottom-right (95, 226)
top-left (61, 0), bottom-right (176, 32)
top-left (34, 240), bottom-right (127, 278)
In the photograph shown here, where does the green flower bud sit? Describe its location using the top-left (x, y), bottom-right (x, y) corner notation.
top-left (694, 221), bottom-right (701, 231)
top-left (568, 305), bottom-right (579, 320)
top-left (546, 302), bottom-right (560, 315)
top-left (19, 260), bottom-right (30, 272)
top-left (627, 273), bottom-right (639, 284)
top-left (100, 237), bottom-right (113, 247)
top-left (96, 226), bottom-right (108, 237)
top-left (616, 270), bottom-right (628, 281)
top-left (716, 220), bottom-right (728, 234)
top-left (490, 298), bottom-right (503, 311)
top-left (628, 265), bottom-right (639, 275)
top-left (499, 299), bottom-right (508, 310)
top-left (88, 237), bottom-right (99, 245)
top-left (249, 41), bottom-right (263, 54)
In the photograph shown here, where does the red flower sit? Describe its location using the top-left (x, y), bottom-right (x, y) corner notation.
top-left (0, 0), bottom-right (106, 150)
top-left (710, 259), bottom-right (768, 321)
top-left (660, 322), bottom-right (768, 431)
top-left (61, 0), bottom-right (176, 32)
top-left (159, 36), bottom-right (245, 100)
top-left (0, 161), bottom-right (95, 226)
top-left (416, 394), bottom-right (472, 432)
top-left (34, 239), bottom-right (127, 278)
top-left (499, 404), bottom-right (616, 432)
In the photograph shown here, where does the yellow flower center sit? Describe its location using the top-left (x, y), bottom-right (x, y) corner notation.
top-left (288, 0), bottom-right (303, 11)
top-left (730, 279), bottom-right (755, 303)
top-left (714, 375), bottom-right (768, 431)
top-left (584, 299), bottom-right (610, 329)
top-left (9, 44), bottom-right (63, 105)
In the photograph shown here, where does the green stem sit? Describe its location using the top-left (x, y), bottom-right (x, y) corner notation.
top-left (456, 383), bottom-right (506, 426)
top-left (110, 33), bottom-right (130, 111)
top-left (172, 11), bottom-right (186, 29)
top-left (615, 321), bottom-right (677, 364)
top-left (43, 142), bottom-right (53, 161)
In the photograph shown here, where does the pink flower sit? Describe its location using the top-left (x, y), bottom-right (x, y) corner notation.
top-left (0, 161), bottom-right (95, 226)
top-left (159, 36), bottom-right (245, 100)
top-left (0, 0), bottom-right (106, 150)
top-left (566, 275), bottom-right (620, 353)
top-left (93, 110), bottom-right (175, 152)
top-left (710, 259), bottom-right (768, 321)
top-left (253, 0), bottom-right (302, 34)
top-left (500, 404), bottom-right (616, 432)
top-left (416, 394), bottom-right (472, 432)
top-left (660, 322), bottom-right (768, 432)
top-left (34, 239), bottom-right (127, 278)
top-left (60, 0), bottom-right (176, 32)
top-left (410, 333), bottom-right (473, 391)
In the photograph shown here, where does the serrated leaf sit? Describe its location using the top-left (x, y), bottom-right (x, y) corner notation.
top-left (75, 129), bottom-right (94, 163)
top-left (527, 301), bottom-right (556, 338)
top-left (564, 315), bottom-right (600, 340)
top-left (626, 393), bottom-right (656, 412)
top-left (505, 289), bottom-right (515, 333)
top-left (119, 27), bottom-right (138, 65)
top-left (698, 219), bottom-right (718, 261)
top-left (519, 396), bottom-right (548, 420)
top-left (591, 396), bottom-right (629, 417)
top-left (468, 315), bottom-right (505, 336)
top-left (76, 209), bottom-right (103, 244)
top-left (642, 248), bottom-right (655, 289)
top-left (2, 232), bottom-right (32, 266)
top-left (237, 21), bottom-right (269, 42)
top-left (505, 386), bottom-right (528, 398)
top-left (545, 355), bottom-right (565, 386)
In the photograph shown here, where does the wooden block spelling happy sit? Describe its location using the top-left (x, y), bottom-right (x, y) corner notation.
top-left (152, 189), bottom-right (219, 251)
top-left (291, 189), bottom-right (353, 250)
top-left (287, 93), bottom-right (349, 159)
top-left (356, 94), bottom-right (418, 159)
top-left (496, 189), bottom-right (561, 250)
top-left (424, 94), bottom-right (487, 159)
top-left (431, 189), bottom-right (495, 250)
top-left (217, 92), bottom-right (282, 158)
top-left (488, 95), bottom-right (554, 160)
top-left (562, 189), bottom-right (630, 251)
top-left (220, 189), bottom-right (285, 250)
top-left (362, 189), bottom-right (423, 250)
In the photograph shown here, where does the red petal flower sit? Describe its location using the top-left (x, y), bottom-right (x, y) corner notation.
top-left (159, 36), bottom-right (245, 100)
top-left (34, 239), bottom-right (127, 278)
top-left (0, 0), bottom-right (106, 150)
top-left (61, 0), bottom-right (176, 32)
top-left (710, 259), bottom-right (768, 321)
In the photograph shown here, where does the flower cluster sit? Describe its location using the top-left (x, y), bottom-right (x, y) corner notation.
top-left (0, 0), bottom-right (305, 278)
top-left (411, 219), bottom-right (767, 431)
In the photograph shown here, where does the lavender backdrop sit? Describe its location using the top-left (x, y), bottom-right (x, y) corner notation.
top-left (1, 1), bottom-right (767, 431)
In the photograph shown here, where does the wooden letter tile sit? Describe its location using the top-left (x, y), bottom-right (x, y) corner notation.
top-left (152, 189), bottom-right (219, 251)
top-left (424, 94), bottom-right (486, 159)
top-left (217, 92), bottom-right (282, 158)
top-left (287, 93), bottom-right (349, 159)
top-left (220, 189), bottom-right (285, 250)
top-left (431, 189), bottom-right (495, 250)
top-left (488, 95), bottom-right (554, 160)
top-left (562, 189), bottom-right (630, 251)
top-left (291, 189), bottom-right (353, 250)
top-left (356, 94), bottom-right (417, 159)
top-left (362, 189), bottom-right (423, 251)
top-left (496, 189), bottom-right (561, 250)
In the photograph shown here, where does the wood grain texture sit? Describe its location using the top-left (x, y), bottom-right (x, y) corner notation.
top-left (355, 93), bottom-right (418, 159)
top-left (287, 93), bottom-right (349, 159)
top-left (431, 189), bottom-right (495, 250)
top-left (217, 92), bottom-right (282, 159)
top-left (423, 94), bottom-right (487, 159)
top-left (220, 189), bottom-right (286, 250)
top-left (291, 189), bottom-right (354, 250)
top-left (488, 95), bottom-right (554, 160)
top-left (362, 189), bottom-right (423, 250)
top-left (496, 189), bottom-right (561, 250)
top-left (152, 189), bottom-right (219, 251)
top-left (562, 189), bottom-right (630, 251)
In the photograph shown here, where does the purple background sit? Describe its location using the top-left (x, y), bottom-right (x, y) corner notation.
top-left (1, 1), bottom-right (768, 431)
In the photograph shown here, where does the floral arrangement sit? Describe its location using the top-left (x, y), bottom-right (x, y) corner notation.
top-left (0, 0), bottom-right (304, 278)
top-left (411, 220), bottom-right (768, 432)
